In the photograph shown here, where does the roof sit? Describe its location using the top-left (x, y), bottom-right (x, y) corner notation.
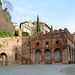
top-left (32, 21), bottom-right (51, 30)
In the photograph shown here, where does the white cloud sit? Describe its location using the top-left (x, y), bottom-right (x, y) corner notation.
top-left (13, 5), bottom-right (39, 16)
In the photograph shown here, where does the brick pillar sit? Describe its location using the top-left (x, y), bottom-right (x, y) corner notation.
top-left (51, 48), bottom-right (54, 64)
top-left (31, 49), bottom-right (35, 64)
top-left (19, 30), bottom-right (22, 37)
top-left (41, 49), bottom-right (44, 64)
top-left (62, 49), bottom-right (68, 64)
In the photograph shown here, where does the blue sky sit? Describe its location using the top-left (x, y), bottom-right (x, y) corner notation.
top-left (2, 0), bottom-right (75, 33)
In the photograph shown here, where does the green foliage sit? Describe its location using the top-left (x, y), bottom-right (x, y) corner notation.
top-left (27, 41), bottom-right (30, 46)
top-left (37, 15), bottom-right (41, 32)
top-left (0, 0), bottom-right (2, 5)
top-left (0, 32), bottom-right (15, 38)
top-left (9, 32), bottom-right (15, 37)
top-left (17, 40), bottom-right (19, 43)
top-left (0, 44), bottom-right (2, 48)
top-left (15, 31), bottom-right (19, 36)
top-left (3, 8), bottom-right (8, 12)
top-left (51, 25), bottom-right (53, 31)
top-left (22, 32), bottom-right (30, 37)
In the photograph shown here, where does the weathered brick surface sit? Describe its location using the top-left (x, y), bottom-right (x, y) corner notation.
top-left (0, 28), bottom-right (75, 66)
top-left (30, 28), bottom-right (75, 64)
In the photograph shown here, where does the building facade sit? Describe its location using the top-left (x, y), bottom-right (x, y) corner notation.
top-left (20, 21), bottom-right (35, 36)
top-left (13, 23), bottom-right (20, 31)
top-left (20, 21), bottom-right (51, 36)
top-left (29, 28), bottom-right (75, 64)
top-left (32, 22), bottom-right (51, 34)
top-left (0, 28), bottom-right (75, 66)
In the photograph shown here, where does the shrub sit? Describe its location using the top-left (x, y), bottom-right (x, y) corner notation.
top-left (9, 32), bottom-right (15, 37)
top-left (3, 8), bottom-right (8, 12)
top-left (22, 32), bottom-right (30, 37)
top-left (17, 40), bottom-right (19, 43)
top-left (0, 32), bottom-right (15, 38)
top-left (15, 31), bottom-right (19, 36)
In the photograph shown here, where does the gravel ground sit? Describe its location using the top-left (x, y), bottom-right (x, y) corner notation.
top-left (0, 64), bottom-right (74, 75)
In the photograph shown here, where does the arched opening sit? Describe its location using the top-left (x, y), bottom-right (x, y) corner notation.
top-left (54, 48), bottom-right (62, 62)
top-left (35, 50), bottom-right (41, 63)
top-left (44, 49), bottom-right (51, 64)
top-left (0, 53), bottom-right (7, 66)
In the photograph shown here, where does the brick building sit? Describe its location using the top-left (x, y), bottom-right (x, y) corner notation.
top-left (22, 28), bottom-right (75, 64)
top-left (0, 28), bottom-right (75, 66)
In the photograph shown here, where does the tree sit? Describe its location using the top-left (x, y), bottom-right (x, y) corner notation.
top-left (51, 25), bottom-right (53, 31)
top-left (0, 0), bottom-right (2, 5)
top-left (2, 0), bottom-right (13, 12)
top-left (37, 15), bottom-right (41, 32)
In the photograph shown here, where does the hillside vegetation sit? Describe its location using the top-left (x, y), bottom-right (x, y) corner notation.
top-left (0, 3), bottom-right (14, 33)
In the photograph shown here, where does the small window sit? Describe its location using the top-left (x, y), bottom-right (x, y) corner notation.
top-left (46, 42), bottom-right (48, 45)
top-left (37, 42), bottom-right (39, 45)
top-left (24, 25), bottom-right (26, 28)
top-left (15, 54), bottom-right (17, 60)
top-left (56, 41), bottom-right (59, 44)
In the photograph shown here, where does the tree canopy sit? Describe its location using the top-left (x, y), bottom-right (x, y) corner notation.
top-left (37, 15), bottom-right (41, 32)
top-left (51, 25), bottom-right (53, 31)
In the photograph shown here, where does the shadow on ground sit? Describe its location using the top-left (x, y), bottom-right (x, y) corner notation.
top-left (60, 64), bottom-right (75, 75)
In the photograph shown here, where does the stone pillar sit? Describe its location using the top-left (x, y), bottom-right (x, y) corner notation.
top-left (70, 49), bottom-right (72, 61)
top-left (72, 49), bottom-right (74, 61)
top-left (2, 55), bottom-right (5, 66)
top-left (67, 47), bottom-right (70, 61)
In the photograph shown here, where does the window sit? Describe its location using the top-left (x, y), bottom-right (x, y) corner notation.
top-left (37, 42), bottom-right (39, 45)
top-left (27, 27), bottom-right (28, 29)
top-left (46, 42), bottom-right (48, 45)
top-left (15, 54), bottom-right (17, 60)
top-left (24, 25), bottom-right (26, 28)
top-left (56, 41), bottom-right (59, 44)
top-left (29, 29), bottom-right (31, 31)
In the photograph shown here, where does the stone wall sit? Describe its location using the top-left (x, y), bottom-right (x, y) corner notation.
top-left (0, 37), bottom-right (22, 66)
top-left (22, 37), bottom-right (30, 64)
top-left (0, 28), bottom-right (74, 66)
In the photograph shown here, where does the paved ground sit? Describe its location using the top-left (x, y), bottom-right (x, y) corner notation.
top-left (0, 64), bottom-right (74, 75)
top-left (60, 64), bottom-right (75, 75)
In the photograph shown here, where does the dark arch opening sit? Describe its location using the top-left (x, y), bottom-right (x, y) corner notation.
top-left (35, 50), bottom-right (41, 63)
top-left (44, 49), bottom-right (51, 64)
top-left (54, 48), bottom-right (62, 62)
top-left (1, 53), bottom-right (8, 66)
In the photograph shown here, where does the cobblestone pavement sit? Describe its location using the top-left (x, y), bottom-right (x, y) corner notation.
top-left (0, 64), bottom-right (74, 75)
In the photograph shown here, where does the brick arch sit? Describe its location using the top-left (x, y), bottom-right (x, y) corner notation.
top-left (44, 49), bottom-right (51, 64)
top-left (35, 50), bottom-right (42, 63)
top-left (0, 53), bottom-right (8, 66)
top-left (54, 48), bottom-right (62, 62)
